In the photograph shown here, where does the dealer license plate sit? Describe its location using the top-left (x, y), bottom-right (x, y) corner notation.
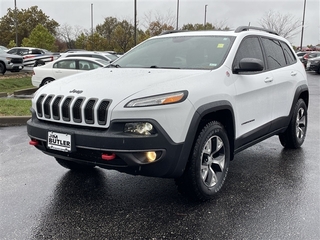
top-left (48, 131), bottom-right (72, 152)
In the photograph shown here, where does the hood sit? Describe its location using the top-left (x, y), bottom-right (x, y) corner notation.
top-left (0, 52), bottom-right (23, 59)
top-left (37, 67), bottom-right (206, 103)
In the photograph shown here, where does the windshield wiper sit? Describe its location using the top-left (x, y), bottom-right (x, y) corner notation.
top-left (149, 65), bottom-right (180, 69)
top-left (108, 63), bottom-right (121, 68)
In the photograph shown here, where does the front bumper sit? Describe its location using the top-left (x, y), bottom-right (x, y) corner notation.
top-left (27, 110), bottom-right (185, 178)
top-left (306, 63), bottom-right (319, 72)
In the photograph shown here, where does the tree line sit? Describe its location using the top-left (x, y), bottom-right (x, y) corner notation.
top-left (0, 6), bottom-right (313, 53)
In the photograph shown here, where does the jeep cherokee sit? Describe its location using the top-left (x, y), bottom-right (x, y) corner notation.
top-left (27, 26), bottom-right (309, 201)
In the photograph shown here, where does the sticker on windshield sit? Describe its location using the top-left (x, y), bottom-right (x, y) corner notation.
top-left (217, 43), bottom-right (224, 48)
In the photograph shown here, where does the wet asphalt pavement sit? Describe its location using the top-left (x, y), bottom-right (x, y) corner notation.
top-left (0, 72), bottom-right (319, 240)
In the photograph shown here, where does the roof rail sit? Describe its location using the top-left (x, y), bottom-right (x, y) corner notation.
top-left (235, 26), bottom-right (278, 35)
top-left (160, 30), bottom-right (187, 35)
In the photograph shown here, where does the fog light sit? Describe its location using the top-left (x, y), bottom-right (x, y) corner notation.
top-left (124, 122), bottom-right (154, 135)
top-left (146, 151), bottom-right (157, 162)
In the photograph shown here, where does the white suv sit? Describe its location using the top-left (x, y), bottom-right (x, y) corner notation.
top-left (27, 26), bottom-right (309, 201)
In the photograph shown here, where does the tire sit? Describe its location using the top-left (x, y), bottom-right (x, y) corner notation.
top-left (0, 62), bottom-right (6, 74)
top-left (40, 78), bottom-right (54, 87)
top-left (176, 121), bottom-right (230, 201)
top-left (55, 158), bottom-right (95, 171)
top-left (279, 99), bottom-right (307, 149)
top-left (34, 60), bottom-right (45, 67)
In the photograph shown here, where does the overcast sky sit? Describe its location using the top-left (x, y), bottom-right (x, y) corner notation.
top-left (1, 0), bottom-right (319, 46)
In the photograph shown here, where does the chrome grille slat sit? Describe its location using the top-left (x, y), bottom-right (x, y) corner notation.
top-left (35, 95), bottom-right (110, 126)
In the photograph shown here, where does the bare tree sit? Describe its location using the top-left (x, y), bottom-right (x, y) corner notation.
top-left (57, 24), bottom-right (84, 49)
top-left (142, 10), bottom-right (175, 33)
top-left (259, 10), bottom-right (301, 40)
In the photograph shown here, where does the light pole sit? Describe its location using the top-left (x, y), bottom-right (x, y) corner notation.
top-left (204, 4), bottom-right (208, 29)
top-left (91, 3), bottom-right (93, 36)
top-left (300, 0), bottom-right (307, 50)
top-left (134, 0), bottom-right (137, 46)
top-left (14, 0), bottom-right (18, 46)
top-left (176, 0), bottom-right (179, 30)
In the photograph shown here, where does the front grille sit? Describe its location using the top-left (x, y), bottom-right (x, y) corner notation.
top-left (11, 58), bottom-right (23, 64)
top-left (36, 94), bottom-right (111, 126)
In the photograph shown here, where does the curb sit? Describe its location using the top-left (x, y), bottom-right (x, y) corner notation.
top-left (0, 116), bottom-right (31, 127)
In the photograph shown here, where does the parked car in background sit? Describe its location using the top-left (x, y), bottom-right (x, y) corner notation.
top-left (7, 47), bottom-right (59, 67)
top-left (296, 51), bottom-right (307, 61)
top-left (59, 51), bottom-right (118, 63)
top-left (0, 49), bottom-right (24, 74)
top-left (306, 56), bottom-right (320, 74)
top-left (301, 51), bottom-right (320, 67)
top-left (31, 56), bottom-right (109, 87)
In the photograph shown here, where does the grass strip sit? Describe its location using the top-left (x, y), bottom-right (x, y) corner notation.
top-left (0, 99), bottom-right (31, 116)
top-left (0, 77), bottom-right (33, 94)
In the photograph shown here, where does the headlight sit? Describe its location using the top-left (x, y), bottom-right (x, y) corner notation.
top-left (125, 91), bottom-right (188, 107)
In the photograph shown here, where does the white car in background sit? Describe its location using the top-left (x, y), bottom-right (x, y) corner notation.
top-left (59, 50), bottom-right (118, 63)
top-left (31, 56), bottom-right (109, 87)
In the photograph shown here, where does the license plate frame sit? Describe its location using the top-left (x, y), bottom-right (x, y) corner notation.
top-left (47, 131), bottom-right (73, 152)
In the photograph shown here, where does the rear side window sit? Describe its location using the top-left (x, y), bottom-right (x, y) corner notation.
top-left (233, 37), bottom-right (264, 70)
top-left (261, 38), bottom-right (286, 70)
top-left (280, 42), bottom-right (297, 65)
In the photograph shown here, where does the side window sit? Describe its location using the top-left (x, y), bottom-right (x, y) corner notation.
top-left (233, 37), bottom-right (264, 71)
top-left (54, 60), bottom-right (76, 69)
top-left (280, 41), bottom-right (297, 65)
top-left (261, 38), bottom-right (286, 70)
top-left (79, 60), bottom-right (91, 70)
top-left (19, 49), bottom-right (29, 55)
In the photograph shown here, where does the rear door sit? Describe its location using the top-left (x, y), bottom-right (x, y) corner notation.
top-left (260, 38), bottom-right (301, 122)
top-left (52, 59), bottom-right (80, 79)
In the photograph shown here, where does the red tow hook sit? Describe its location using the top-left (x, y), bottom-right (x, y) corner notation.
top-left (29, 139), bottom-right (39, 146)
top-left (101, 153), bottom-right (116, 161)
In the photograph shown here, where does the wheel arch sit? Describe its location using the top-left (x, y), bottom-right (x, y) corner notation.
top-left (172, 100), bottom-right (236, 177)
top-left (40, 77), bottom-right (55, 87)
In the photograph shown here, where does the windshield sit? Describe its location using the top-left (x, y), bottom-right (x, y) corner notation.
top-left (114, 35), bottom-right (234, 69)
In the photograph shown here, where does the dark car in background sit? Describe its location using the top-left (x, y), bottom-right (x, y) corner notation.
top-left (7, 47), bottom-right (59, 67)
top-left (0, 49), bottom-right (24, 74)
top-left (306, 56), bottom-right (320, 74)
top-left (301, 51), bottom-right (320, 67)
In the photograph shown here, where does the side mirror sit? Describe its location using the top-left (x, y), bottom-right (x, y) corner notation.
top-left (233, 58), bottom-right (264, 73)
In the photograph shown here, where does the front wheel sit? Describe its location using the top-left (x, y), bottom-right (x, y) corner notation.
top-left (55, 158), bottom-right (95, 171)
top-left (176, 121), bottom-right (230, 201)
top-left (279, 98), bottom-right (307, 149)
top-left (0, 62), bottom-right (6, 74)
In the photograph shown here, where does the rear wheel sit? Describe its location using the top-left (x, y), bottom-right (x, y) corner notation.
top-left (279, 99), bottom-right (307, 148)
top-left (55, 158), bottom-right (95, 171)
top-left (40, 78), bottom-right (54, 87)
top-left (176, 121), bottom-right (230, 201)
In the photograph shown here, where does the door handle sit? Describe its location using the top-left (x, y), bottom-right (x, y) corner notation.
top-left (291, 71), bottom-right (297, 76)
top-left (264, 77), bottom-right (273, 83)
